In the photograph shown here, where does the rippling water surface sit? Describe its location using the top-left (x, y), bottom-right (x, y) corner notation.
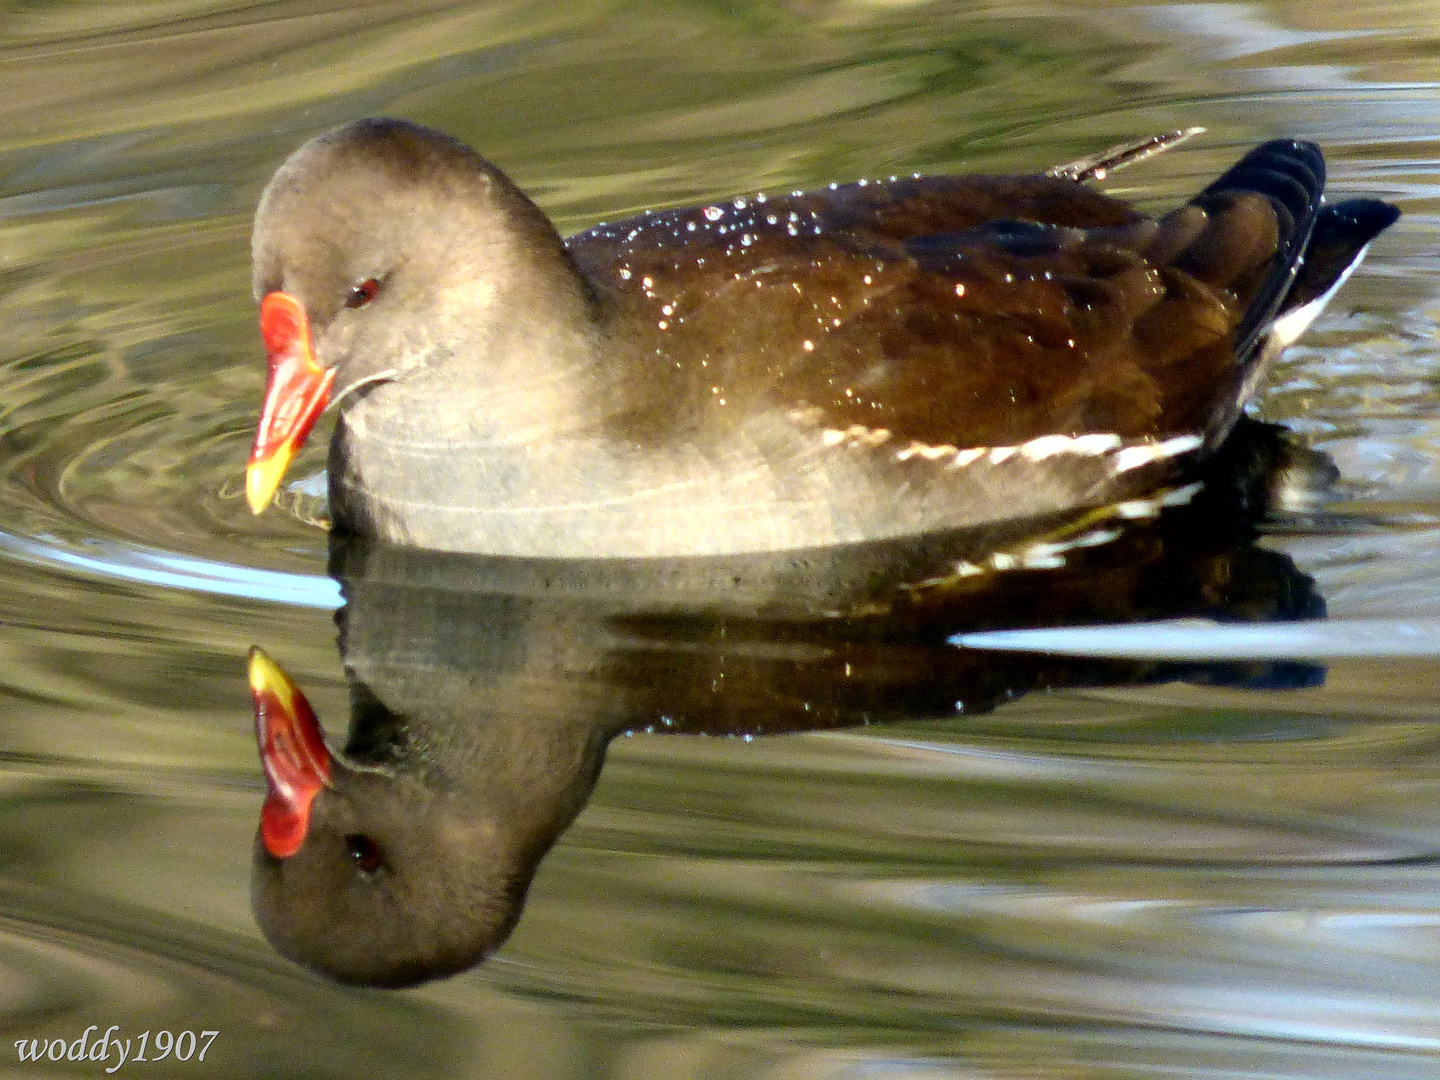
top-left (2, 1), bottom-right (1440, 1076)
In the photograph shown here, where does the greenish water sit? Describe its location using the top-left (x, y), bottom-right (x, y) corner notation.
top-left (0, 0), bottom-right (1438, 1076)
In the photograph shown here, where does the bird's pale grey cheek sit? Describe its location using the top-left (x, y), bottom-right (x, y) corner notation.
top-left (437, 279), bottom-right (498, 312)
top-left (430, 280), bottom-right (502, 352)
top-left (315, 318), bottom-right (359, 370)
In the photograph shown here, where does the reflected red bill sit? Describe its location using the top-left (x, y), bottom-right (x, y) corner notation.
top-left (249, 647), bottom-right (331, 858)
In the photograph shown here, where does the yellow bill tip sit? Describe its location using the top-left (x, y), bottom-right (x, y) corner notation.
top-left (245, 448), bottom-right (294, 515)
top-left (247, 646), bottom-right (292, 700)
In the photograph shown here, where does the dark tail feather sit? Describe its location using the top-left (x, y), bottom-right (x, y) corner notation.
top-left (1187, 142), bottom-right (1398, 447)
top-left (1283, 197), bottom-right (1400, 311)
top-left (1194, 139), bottom-right (1327, 359)
top-left (1197, 139), bottom-right (1325, 226)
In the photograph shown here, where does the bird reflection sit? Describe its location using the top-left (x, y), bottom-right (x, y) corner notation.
top-left (248, 418), bottom-right (1330, 987)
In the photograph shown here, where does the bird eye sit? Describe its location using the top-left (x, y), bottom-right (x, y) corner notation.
top-left (344, 278), bottom-right (382, 309)
top-left (344, 833), bottom-right (385, 874)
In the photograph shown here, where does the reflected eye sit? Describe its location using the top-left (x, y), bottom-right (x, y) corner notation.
top-left (344, 278), bottom-right (381, 309)
top-left (344, 833), bottom-right (384, 874)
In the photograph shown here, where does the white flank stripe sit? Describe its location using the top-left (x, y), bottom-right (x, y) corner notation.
top-left (1112, 434), bottom-right (1202, 473)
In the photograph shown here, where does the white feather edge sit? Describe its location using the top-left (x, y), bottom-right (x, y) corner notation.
top-left (1267, 241), bottom-right (1373, 348)
top-left (821, 426), bottom-right (1202, 476)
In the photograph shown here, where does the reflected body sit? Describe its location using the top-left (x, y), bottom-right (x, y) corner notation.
top-left (247, 123), bottom-right (1395, 557)
top-left (250, 419), bottom-right (1334, 986)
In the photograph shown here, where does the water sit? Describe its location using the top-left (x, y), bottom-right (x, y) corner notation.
top-left (0, 0), bottom-right (1439, 1075)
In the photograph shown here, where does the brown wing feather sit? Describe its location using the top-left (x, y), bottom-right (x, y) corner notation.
top-left (568, 174), bottom-right (1287, 450)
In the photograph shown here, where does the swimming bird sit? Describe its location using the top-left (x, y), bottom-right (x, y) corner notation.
top-left (246, 120), bottom-right (1396, 558)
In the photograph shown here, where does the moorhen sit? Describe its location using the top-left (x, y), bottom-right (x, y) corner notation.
top-left (246, 120), bottom-right (1397, 557)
